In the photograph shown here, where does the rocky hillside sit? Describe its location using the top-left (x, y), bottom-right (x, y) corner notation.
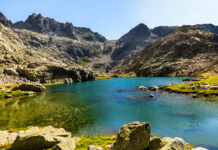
top-left (128, 26), bottom-right (218, 76)
top-left (1, 12), bottom-right (218, 80)
top-left (0, 12), bottom-right (114, 84)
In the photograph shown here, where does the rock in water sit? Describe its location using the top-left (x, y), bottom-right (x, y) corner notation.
top-left (13, 83), bottom-right (46, 92)
top-left (112, 122), bottom-right (150, 150)
top-left (138, 86), bottom-right (148, 90)
top-left (149, 94), bottom-right (154, 98)
top-left (12, 126), bottom-right (72, 150)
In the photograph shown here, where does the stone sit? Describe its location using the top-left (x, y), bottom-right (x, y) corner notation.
top-left (149, 94), bottom-right (154, 98)
top-left (3, 69), bottom-right (19, 76)
top-left (112, 122), bottom-right (150, 150)
top-left (161, 137), bottom-right (189, 150)
top-left (52, 138), bottom-right (76, 150)
top-left (150, 86), bottom-right (159, 91)
top-left (88, 145), bottom-right (104, 150)
top-left (12, 126), bottom-right (71, 150)
top-left (149, 136), bottom-right (165, 150)
top-left (13, 83), bottom-right (46, 92)
top-left (138, 86), bottom-right (148, 90)
top-left (0, 131), bottom-right (18, 146)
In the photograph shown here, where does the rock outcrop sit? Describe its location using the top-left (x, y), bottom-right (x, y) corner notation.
top-left (0, 20), bottom-right (96, 84)
top-left (112, 122), bottom-right (151, 150)
top-left (12, 83), bottom-right (46, 92)
top-left (12, 126), bottom-right (77, 150)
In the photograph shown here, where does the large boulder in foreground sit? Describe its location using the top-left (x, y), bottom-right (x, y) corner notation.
top-left (112, 122), bottom-right (150, 150)
top-left (13, 83), bottom-right (46, 92)
top-left (12, 126), bottom-right (74, 150)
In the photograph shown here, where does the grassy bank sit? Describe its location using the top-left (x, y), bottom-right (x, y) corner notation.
top-left (96, 72), bottom-right (136, 80)
top-left (0, 84), bottom-right (31, 99)
top-left (165, 74), bottom-right (218, 97)
top-left (75, 135), bottom-right (116, 150)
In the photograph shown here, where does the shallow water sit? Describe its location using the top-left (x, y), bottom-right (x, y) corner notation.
top-left (0, 77), bottom-right (218, 149)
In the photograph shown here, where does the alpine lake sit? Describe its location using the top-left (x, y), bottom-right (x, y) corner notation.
top-left (1, 77), bottom-right (218, 149)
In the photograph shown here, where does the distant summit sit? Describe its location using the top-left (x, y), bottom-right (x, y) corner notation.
top-left (12, 13), bottom-right (106, 42)
top-left (0, 12), bottom-right (12, 27)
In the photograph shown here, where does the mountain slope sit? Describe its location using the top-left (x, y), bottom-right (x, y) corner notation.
top-left (129, 26), bottom-right (218, 77)
top-left (0, 22), bottom-right (97, 84)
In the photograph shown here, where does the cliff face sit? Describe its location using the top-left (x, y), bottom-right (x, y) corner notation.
top-left (129, 26), bottom-right (218, 76)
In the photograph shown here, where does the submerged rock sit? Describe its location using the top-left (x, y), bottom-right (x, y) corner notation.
top-left (149, 94), bottom-right (154, 98)
top-left (112, 122), bottom-right (150, 150)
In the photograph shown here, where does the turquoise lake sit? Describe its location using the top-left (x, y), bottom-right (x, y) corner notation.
top-left (0, 77), bottom-right (218, 149)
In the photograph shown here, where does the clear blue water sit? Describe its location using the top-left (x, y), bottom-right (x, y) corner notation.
top-left (0, 77), bottom-right (218, 149)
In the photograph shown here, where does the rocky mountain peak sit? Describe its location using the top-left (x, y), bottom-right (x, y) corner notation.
top-left (0, 12), bottom-right (12, 27)
top-left (12, 13), bottom-right (106, 42)
top-left (127, 23), bottom-right (151, 38)
top-left (151, 26), bottom-right (179, 37)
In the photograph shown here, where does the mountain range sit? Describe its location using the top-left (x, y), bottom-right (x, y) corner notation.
top-left (0, 12), bottom-right (217, 84)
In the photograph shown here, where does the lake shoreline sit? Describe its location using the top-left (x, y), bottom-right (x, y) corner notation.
top-left (0, 122), bottom-right (207, 150)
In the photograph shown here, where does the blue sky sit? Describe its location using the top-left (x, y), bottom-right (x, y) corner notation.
top-left (1, 0), bottom-right (218, 39)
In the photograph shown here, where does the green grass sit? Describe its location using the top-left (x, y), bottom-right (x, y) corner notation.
top-left (75, 135), bottom-right (117, 150)
top-left (0, 84), bottom-right (31, 99)
top-left (166, 74), bottom-right (218, 96)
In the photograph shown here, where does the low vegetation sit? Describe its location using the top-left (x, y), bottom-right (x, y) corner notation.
top-left (96, 72), bottom-right (136, 80)
top-left (166, 73), bottom-right (218, 97)
top-left (0, 84), bottom-right (30, 99)
top-left (75, 135), bottom-right (117, 150)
